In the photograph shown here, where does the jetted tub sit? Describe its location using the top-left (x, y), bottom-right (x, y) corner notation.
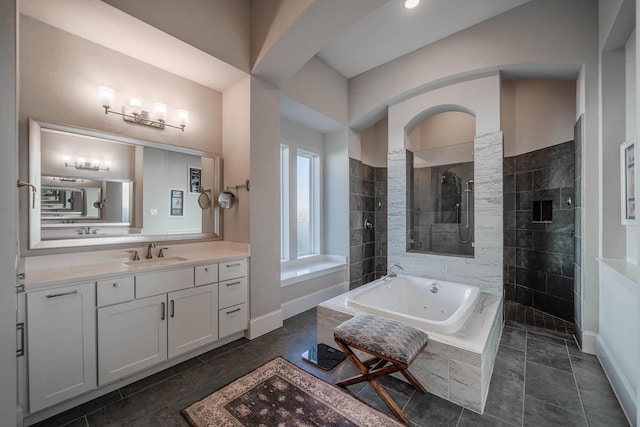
top-left (345, 275), bottom-right (480, 334)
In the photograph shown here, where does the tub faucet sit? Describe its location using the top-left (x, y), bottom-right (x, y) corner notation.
top-left (386, 264), bottom-right (403, 278)
top-left (146, 242), bottom-right (156, 259)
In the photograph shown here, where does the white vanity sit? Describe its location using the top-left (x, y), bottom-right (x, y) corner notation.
top-left (18, 241), bottom-right (249, 425)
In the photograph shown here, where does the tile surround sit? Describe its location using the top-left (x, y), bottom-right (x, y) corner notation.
top-left (349, 158), bottom-right (387, 289)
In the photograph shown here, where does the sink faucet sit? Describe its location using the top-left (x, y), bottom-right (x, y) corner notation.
top-left (386, 264), bottom-right (403, 279)
top-left (146, 243), bottom-right (156, 259)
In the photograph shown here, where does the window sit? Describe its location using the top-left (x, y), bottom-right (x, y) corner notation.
top-left (280, 143), bottom-right (321, 261)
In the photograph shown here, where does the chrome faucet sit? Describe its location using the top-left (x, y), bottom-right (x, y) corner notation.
top-left (386, 264), bottom-right (403, 279)
top-left (146, 243), bottom-right (156, 259)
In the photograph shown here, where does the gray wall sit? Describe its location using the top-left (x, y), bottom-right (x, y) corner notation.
top-left (504, 140), bottom-right (575, 321)
top-left (349, 158), bottom-right (387, 289)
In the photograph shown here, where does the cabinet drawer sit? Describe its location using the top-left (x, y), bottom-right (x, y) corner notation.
top-left (219, 259), bottom-right (247, 281)
top-left (97, 276), bottom-right (134, 307)
top-left (219, 277), bottom-right (247, 309)
top-left (195, 264), bottom-right (219, 286)
top-left (219, 303), bottom-right (247, 338)
top-left (136, 267), bottom-right (194, 299)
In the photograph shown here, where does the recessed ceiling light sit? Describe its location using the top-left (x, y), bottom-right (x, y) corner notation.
top-left (404, 0), bottom-right (420, 9)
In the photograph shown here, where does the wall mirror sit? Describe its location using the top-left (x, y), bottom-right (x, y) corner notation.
top-left (406, 111), bottom-right (475, 257)
top-left (28, 119), bottom-right (221, 249)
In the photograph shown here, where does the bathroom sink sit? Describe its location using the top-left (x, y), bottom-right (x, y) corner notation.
top-left (124, 256), bottom-right (188, 269)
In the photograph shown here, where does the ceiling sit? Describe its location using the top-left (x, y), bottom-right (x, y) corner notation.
top-left (317, 0), bottom-right (530, 79)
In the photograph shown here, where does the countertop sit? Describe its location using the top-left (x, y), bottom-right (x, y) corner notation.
top-left (22, 241), bottom-right (250, 291)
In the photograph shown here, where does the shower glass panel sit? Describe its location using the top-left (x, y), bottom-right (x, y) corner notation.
top-left (407, 143), bottom-right (474, 257)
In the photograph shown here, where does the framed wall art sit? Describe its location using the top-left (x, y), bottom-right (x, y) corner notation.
top-left (170, 189), bottom-right (184, 217)
top-left (621, 138), bottom-right (636, 225)
top-left (188, 166), bottom-right (202, 194)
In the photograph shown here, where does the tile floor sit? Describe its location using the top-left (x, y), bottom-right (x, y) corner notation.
top-left (504, 300), bottom-right (575, 336)
top-left (33, 308), bottom-right (629, 427)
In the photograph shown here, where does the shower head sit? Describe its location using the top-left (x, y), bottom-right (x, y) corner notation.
top-left (464, 180), bottom-right (474, 192)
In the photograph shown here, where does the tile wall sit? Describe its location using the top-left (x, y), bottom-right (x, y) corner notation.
top-left (349, 158), bottom-right (387, 289)
top-left (503, 140), bottom-right (575, 321)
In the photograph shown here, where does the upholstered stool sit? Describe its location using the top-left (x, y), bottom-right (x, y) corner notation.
top-left (333, 314), bottom-right (429, 424)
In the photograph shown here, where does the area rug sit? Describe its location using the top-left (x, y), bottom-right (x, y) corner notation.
top-left (181, 357), bottom-right (403, 427)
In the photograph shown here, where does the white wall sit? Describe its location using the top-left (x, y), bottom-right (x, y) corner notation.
top-left (349, 0), bottom-right (598, 131)
top-left (626, 31), bottom-right (638, 263)
top-left (283, 56), bottom-right (349, 126)
top-left (222, 78), bottom-right (251, 244)
top-left (248, 76), bottom-right (283, 337)
top-left (0, 0), bottom-right (17, 423)
top-left (324, 129), bottom-right (350, 257)
top-left (502, 80), bottom-right (576, 157)
top-left (361, 117), bottom-right (388, 168)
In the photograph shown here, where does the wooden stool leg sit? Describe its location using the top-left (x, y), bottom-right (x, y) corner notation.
top-left (369, 378), bottom-right (409, 424)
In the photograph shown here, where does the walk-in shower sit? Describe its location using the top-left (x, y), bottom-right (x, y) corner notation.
top-left (407, 149), bottom-right (474, 257)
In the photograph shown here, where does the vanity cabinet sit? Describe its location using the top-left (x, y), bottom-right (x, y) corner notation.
top-left (218, 259), bottom-right (248, 338)
top-left (27, 282), bottom-right (96, 413)
top-left (167, 284), bottom-right (218, 358)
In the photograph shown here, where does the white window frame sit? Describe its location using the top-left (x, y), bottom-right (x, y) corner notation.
top-left (280, 140), bottom-right (322, 262)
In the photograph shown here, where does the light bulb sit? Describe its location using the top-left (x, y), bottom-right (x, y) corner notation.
top-left (77, 157), bottom-right (85, 167)
top-left (177, 109), bottom-right (189, 127)
top-left (404, 0), bottom-right (420, 9)
top-left (154, 102), bottom-right (168, 122)
top-left (129, 98), bottom-right (143, 115)
top-left (98, 86), bottom-right (115, 109)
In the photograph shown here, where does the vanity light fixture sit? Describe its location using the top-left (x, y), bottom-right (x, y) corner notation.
top-left (403, 0), bottom-right (420, 9)
top-left (98, 86), bottom-right (189, 132)
top-left (64, 155), bottom-right (111, 172)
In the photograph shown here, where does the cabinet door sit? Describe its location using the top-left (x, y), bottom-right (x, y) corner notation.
top-left (168, 284), bottom-right (218, 358)
top-left (97, 295), bottom-right (167, 385)
top-left (27, 282), bottom-right (96, 413)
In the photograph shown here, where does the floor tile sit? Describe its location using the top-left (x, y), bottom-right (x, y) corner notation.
top-left (119, 358), bottom-right (202, 398)
top-left (402, 391), bottom-right (463, 427)
top-left (457, 408), bottom-right (518, 426)
top-left (570, 355), bottom-right (616, 395)
top-left (524, 361), bottom-right (582, 415)
top-left (122, 406), bottom-right (186, 427)
top-left (493, 345), bottom-right (525, 381)
top-left (498, 326), bottom-right (527, 351)
top-left (180, 346), bottom-right (258, 390)
top-left (31, 391), bottom-right (122, 427)
top-left (525, 336), bottom-right (572, 372)
top-left (523, 396), bottom-right (587, 426)
top-left (482, 370), bottom-right (524, 426)
top-left (579, 388), bottom-right (630, 427)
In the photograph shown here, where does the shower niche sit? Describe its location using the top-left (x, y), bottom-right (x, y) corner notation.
top-left (406, 111), bottom-right (475, 257)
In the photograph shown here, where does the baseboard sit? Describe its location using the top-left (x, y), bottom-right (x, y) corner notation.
top-left (580, 331), bottom-right (597, 355)
top-left (597, 335), bottom-right (637, 426)
top-left (281, 281), bottom-right (349, 320)
top-left (247, 309), bottom-right (283, 340)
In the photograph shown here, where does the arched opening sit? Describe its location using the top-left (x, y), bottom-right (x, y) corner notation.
top-left (406, 110), bottom-right (476, 257)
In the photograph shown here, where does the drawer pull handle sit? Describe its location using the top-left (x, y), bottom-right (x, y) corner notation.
top-left (161, 302), bottom-right (165, 320)
top-left (170, 300), bottom-right (175, 318)
top-left (226, 307), bottom-right (241, 315)
top-left (226, 263), bottom-right (241, 268)
top-left (112, 282), bottom-right (119, 288)
top-left (46, 290), bottom-right (78, 299)
top-left (226, 281), bottom-right (241, 287)
top-left (204, 267), bottom-right (208, 272)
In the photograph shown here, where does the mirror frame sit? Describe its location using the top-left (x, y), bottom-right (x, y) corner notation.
top-left (28, 119), bottom-right (221, 250)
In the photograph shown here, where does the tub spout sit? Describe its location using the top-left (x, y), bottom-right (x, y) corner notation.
top-left (386, 264), bottom-right (403, 279)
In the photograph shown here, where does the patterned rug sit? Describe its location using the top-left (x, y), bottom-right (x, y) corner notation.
top-left (181, 357), bottom-right (403, 427)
